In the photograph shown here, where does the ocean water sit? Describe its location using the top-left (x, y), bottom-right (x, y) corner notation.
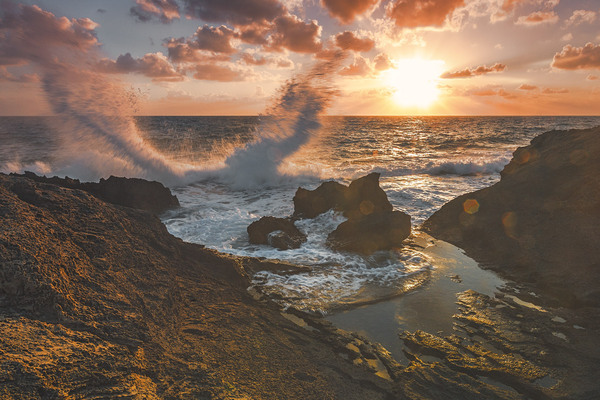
top-left (2, 114), bottom-right (600, 314)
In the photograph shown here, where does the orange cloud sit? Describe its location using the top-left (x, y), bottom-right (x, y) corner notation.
top-left (542, 88), bottom-right (569, 94)
top-left (192, 64), bottom-right (248, 81)
top-left (321, 0), bottom-right (379, 24)
top-left (552, 43), bottom-right (600, 70)
top-left (588, 75), bottom-right (599, 81)
top-left (516, 11), bottom-right (559, 26)
top-left (518, 83), bottom-right (538, 90)
top-left (97, 52), bottom-right (184, 81)
top-left (565, 10), bottom-right (597, 27)
top-left (334, 31), bottom-right (374, 52)
top-left (269, 15), bottom-right (323, 53)
top-left (339, 55), bottom-right (372, 76)
top-left (373, 53), bottom-right (393, 71)
top-left (441, 63), bottom-right (506, 79)
top-left (130, 0), bottom-right (180, 23)
top-left (387, 0), bottom-right (465, 28)
top-left (240, 52), bottom-right (293, 68)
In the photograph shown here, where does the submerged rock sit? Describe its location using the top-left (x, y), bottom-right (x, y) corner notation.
top-left (247, 216), bottom-right (307, 250)
top-left (11, 171), bottom-right (179, 214)
top-left (327, 210), bottom-right (411, 254)
top-left (423, 126), bottom-right (600, 307)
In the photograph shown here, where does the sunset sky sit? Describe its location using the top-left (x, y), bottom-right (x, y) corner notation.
top-left (1, 0), bottom-right (599, 116)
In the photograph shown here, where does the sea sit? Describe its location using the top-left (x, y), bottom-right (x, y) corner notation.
top-left (2, 114), bottom-right (600, 319)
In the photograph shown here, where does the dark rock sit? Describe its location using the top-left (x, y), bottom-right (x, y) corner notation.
top-left (293, 181), bottom-right (347, 219)
top-left (0, 173), bottom-right (397, 399)
top-left (343, 172), bottom-right (393, 220)
top-left (247, 216), bottom-right (307, 250)
top-left (327, 210), bottom-right (411, 254)
top-left (423, 127), bottom-right (600, 307)
top-left (11, 172), bottom-right (179, 214)
top-left (292, 173), bottom-right (392, 220)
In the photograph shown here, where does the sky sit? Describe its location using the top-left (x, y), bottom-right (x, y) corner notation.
top-left (0, 0), bottom-right (599, 116)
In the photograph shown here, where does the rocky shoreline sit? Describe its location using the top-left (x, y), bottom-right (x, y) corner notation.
top-left (2, 126), bottom-right (600, 399)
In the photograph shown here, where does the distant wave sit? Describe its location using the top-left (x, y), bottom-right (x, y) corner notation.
top-left (370, 157), bottom-right (510, 178)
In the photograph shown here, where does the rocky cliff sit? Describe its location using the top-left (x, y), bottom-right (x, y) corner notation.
top-left (423, 127), bottom-right (600, 307)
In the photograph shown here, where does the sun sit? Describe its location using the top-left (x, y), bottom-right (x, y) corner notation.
top-left (383, 58), bottom-right (445, 108)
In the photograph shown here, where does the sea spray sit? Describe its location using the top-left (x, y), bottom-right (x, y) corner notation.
top-left (0, 3), bottom-right (193, 184)
top-left (218, 53), bottom-right (345, 189)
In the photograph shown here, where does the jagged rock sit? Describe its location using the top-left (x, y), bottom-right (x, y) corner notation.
top-left (423, 127), bottom-right (600, 307)
top-left (327, 210), bottom-right (411, 254)
top-left (293, 180), bottom-right (347, 219)
top-left (0, 173), bottom-right (396, 399)
top-left (292, 173), bottom-right (392, 219)
top-left (11, 172), bottom-right (179, 214)
top-left (343, 172), bottom-right (393, 220)
top-left (247, 216), bottom-right (307, 250)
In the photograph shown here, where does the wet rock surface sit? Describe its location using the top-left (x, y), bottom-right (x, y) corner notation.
top-left (10, 171), bottom-right (179, 214)
top-left (292, 172), bottom-right (393, 219)
top-left (247, 216), bottom-right (307, 250)
top-left (327, 210), bottom-right (411, 254)
top-left (423, 127), bottom-right (600, 307)
top-left (0, 173), bottom-right (396, 399)
top-left (397, 289), bottom-right (600, 399)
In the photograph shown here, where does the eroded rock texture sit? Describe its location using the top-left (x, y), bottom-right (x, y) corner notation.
top-left (423, 127), bottom-right (600, 307)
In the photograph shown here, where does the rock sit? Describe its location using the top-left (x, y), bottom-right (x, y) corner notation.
top-left (327, 210), bottom-right (411, 254)
top-left (343, 173), bottom-right (393, 220)
top-left (0, 173), bottom-right (396, 399)
top-left (247, 216), bottom-right (307, 250)
top-left (11, 172), bottom-right (179, 214)
top-left (423, 127), bottom-right (600, 307)
top-left (293, 180), bottom-right (347, 219)
top-left (292, 173), bottom-right (392, 219)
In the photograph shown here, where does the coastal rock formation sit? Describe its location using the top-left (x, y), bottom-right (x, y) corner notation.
top-left (0, 173), bottom-right (397, 399)
top-left (327, 211), bottom-right (411, 254)
top-left (292, 172), bottom-right (392, 219)
top-left (247, 216), bottom-right (307, 250)
top-left (11, 171), bottom-right (179, 214)
top-left (423, 127), bottom-right (600, 307)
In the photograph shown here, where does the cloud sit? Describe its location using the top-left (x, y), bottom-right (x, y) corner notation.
top-left (339, 55), bottom-right (373, 76)
top-left (320, 0), bottom-right (380, 24)
top-left (163, 25), bottom-right (238, 63)
top-left (516, 11), bottom-right (558, 26)
top-left (130, 0), bottom-right (180, 23)
top-left (269, 15), bottom-right (322, 53)
top-left (0, 66), bottom-right (39, 82)
top-left (192, 25), bottom-right (238, 54)
top-left (192, 64), bottom-right (248, 81)
top-left (97, 52), bottom-right (184, 81)
top-left (565, 10), bottom-right (596, 27)
top-left (552, 43), bottom-right (600, 70)
top-left (588, 74), bottom-right (599, 81)
top-left (441, 63), bottom-right (506, 79)
top-left (542, 88), bottom-right (568, 94)
top-left (0, 4), bottom-right (99, 66)
top-left (387, 0), bottom-right (465, 28)
top-left (470, 87), bottom-right (514, 98)
top-left (183, 0), bottom-right (286, 26)
top-left (373, 53), bottom-right (393, 71)
top-left (518, 83), bottom-right (538, 90)
top-left (240, 52), bottom-right (294, 68)
top-left (334, 31), bottom-right (375, 52)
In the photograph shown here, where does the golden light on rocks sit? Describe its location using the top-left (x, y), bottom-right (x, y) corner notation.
top-left (463, 199), bottom-right (479, 214)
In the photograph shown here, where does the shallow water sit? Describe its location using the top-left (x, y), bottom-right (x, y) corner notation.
top-left (326, 232), bottom-right (507, 361)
